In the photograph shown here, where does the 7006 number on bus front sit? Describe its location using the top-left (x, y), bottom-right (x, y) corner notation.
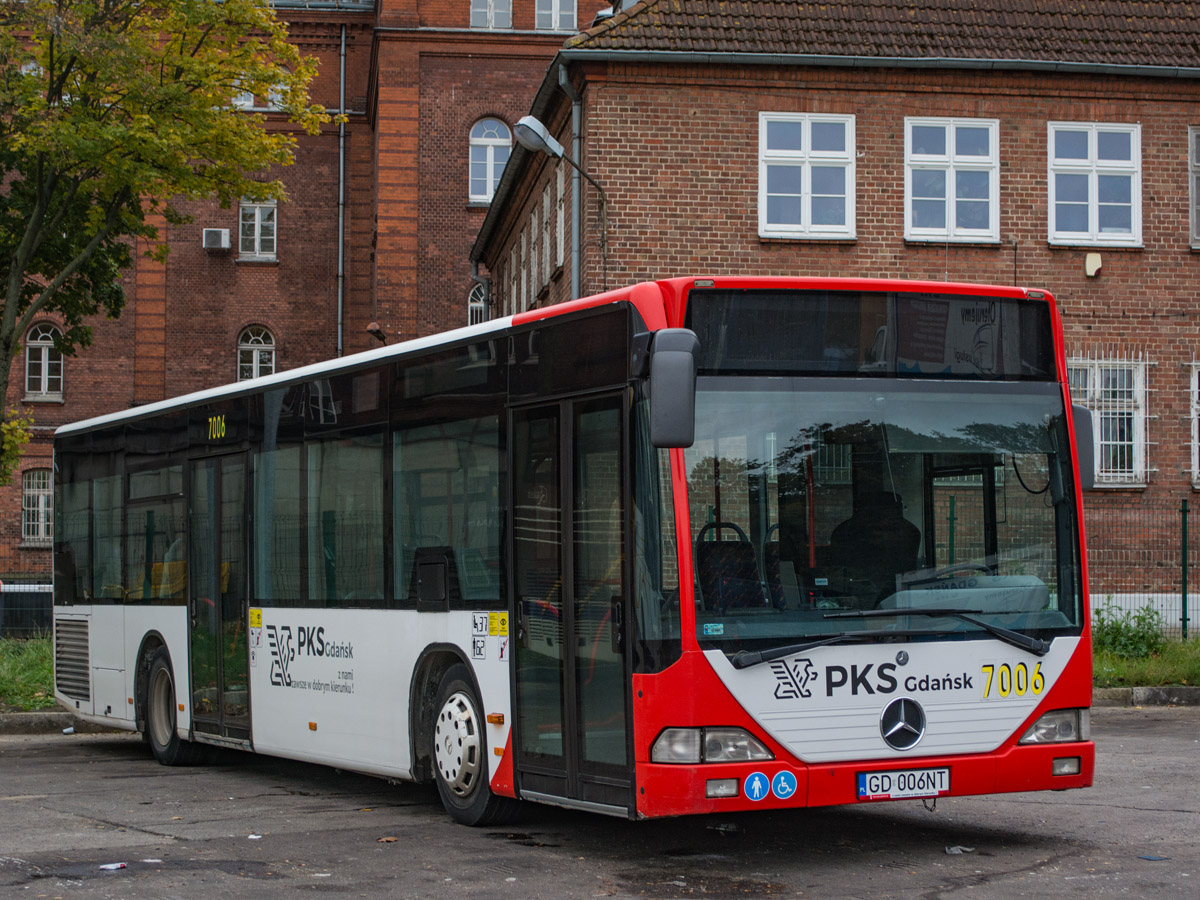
top-left (980, 662), bottom-right (1046, 701)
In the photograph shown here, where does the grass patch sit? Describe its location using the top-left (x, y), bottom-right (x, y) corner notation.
top-left (0, 635), bottom-right (56, 712)
top-left (1094, 638), bottom-right (1200, 688)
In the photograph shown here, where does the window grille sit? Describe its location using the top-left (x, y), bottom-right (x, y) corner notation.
top-left (1068, 352), bottom-right (1152, 486)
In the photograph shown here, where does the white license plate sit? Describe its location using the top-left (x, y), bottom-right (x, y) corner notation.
top-left (857, 767), bottom-right (950, 800)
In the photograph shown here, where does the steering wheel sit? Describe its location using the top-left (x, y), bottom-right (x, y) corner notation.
top-left (933, 562), bottom-right (991, 578)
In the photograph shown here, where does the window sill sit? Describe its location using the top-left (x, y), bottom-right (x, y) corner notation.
top-left (1047, 240), bottom-right (1143, 251)
top-left (759, 235), bottom-right (857, 244)
top-left (467, 200), bottom-right (492, 210)
top-left (905, 237), bottom-right (1002, 247)
top-left (18, 541), bottom-right (52, 551)
top-left (236, 256), bottom-right (279, 266)
top-left (22, 394), bottom-right (63, 405)
top-left (1087, 482), bottom-right (1148, 491)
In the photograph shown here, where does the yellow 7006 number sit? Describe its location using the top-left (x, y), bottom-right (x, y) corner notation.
top-left (980, 661), bottom-right (1045, 699)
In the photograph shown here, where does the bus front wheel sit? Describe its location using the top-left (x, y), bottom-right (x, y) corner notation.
top-left (431, 664), bottom-right (520, 826)
top-left (145, 648), bottom-right (205, 766)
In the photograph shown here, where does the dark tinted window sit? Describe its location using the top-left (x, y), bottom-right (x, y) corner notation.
top-left (685, 289), bottom-right (1055, 380)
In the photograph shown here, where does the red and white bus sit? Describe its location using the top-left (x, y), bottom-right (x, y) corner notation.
top-left (52, 276), bottom-right (1093, 824)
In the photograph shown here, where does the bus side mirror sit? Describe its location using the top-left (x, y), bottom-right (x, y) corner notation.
top-left (1072, 404), bottom-right (1095, 492)
top-left (649, 328), bottom-right (699, 448)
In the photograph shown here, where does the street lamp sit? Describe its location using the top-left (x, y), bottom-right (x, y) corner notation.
top-left (514, 115), bottom-right (608, 294)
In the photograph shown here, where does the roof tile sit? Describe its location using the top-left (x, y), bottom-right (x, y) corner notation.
top-left (566, 0), bottom-right (1200, 68)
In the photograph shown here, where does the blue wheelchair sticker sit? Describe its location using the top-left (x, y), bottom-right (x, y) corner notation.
top-left (771, 770), bottom-right (798, 800)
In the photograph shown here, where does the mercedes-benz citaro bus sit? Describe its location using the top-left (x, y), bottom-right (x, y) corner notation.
top-left (52, 276), bottom-right (1093, 825)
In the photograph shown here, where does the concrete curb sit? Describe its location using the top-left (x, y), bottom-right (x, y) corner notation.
top-left (0, 711), bottom-right (118, 735)
top-left (1094, 686), bottom-right (1200, 707)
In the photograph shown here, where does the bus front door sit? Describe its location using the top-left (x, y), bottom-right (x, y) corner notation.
top-left (188, 454), bottom-right (251, 743)
top-left (512, 395), bottom-right (633, 814)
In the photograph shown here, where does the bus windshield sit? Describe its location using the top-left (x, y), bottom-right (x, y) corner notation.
top-left (686, 378), bottom-right (1082, 656)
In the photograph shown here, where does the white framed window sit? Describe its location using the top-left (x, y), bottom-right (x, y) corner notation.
top-left (905, 118), bottom-right (999, 242)
top-left (231, 82), bottom-right (256, 109)
top-left (24, 323), bottom-right (63, 399)
top-left (1191, 364), bottom-right (1200, 486)
top-left (508, 245), bottom-right (518, 316)
top-left (267, 68), bottom-right (289, 110)
top-left (529, 209), bottom-right (539, 300)
top-left (22, 468), bottom-right (53, 544)
top-left (1048, 122), bottom-right (1141, 246)
top-left (541, 183), bottom-right (553, 285)
top-left (469, 118), bottom-right (512, 202)
top-left (237, 326), bottom-right (275, 381)
top-left (535, 0), bottom-right (576, 31)
top-left (470, 0), bottom-right (511, 30)
top-left (555, 165), bottom-right (566, 267)
top-left (1190, 127), bottom-right (1200, 247)
top-left (468, 283), bottom-right (488, 325)
top-left (520, 229), bottom-right (528, 310)
top-left (759, 112), bottom-right (855, 239)
top-left (239, 198), bottom-right (277, 258)
top-left (1068, 357), bottom-right (1150, 486)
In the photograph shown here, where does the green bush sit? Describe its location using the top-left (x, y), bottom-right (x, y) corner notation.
top-left (1093, 603), bottom-right (1166, 659)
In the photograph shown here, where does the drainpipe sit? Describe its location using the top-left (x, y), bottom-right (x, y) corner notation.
top-left (336, 25), bottom-right (346, 356)
top-left (557, 65), bottom-right (582, 301)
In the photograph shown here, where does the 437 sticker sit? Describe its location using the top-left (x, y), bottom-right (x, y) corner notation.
top-left (980, 661), bottom-right (1045, 699)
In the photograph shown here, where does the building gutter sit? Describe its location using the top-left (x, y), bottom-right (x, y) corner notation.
top-left (557, 67), bottom-right (584, 301)
top-left (557, 48), bottom-right (1200, 80)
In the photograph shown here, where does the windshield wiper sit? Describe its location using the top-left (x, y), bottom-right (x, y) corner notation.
top-left (825, 608), bottom-right (1050, 657)
top-left (730, 632), bottom-right (876, 669)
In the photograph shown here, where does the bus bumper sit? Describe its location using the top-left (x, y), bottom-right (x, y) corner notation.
top-left (634, 741), bottom-right (1094, 819)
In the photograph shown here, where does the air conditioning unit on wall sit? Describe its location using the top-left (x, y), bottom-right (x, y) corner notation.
top-left (202, 228), bottom-right (230, 252)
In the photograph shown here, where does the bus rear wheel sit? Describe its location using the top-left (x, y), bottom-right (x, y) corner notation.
top-left (431, 664), bottom-right (520, 826)
top-left (145, 648), bottom-right (205, 766)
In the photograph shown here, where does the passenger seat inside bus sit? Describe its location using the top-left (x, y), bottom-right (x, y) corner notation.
top-left (694, 522), bottom-right (768, 613)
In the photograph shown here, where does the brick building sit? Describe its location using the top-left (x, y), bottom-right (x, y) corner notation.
top-left (1, 0), bottom-right (608, 591)
top-left (471, 0), bottom-right (1200, 630)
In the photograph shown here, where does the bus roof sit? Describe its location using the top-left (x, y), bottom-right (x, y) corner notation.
top-left (55, 315), bottom-right (514, 439)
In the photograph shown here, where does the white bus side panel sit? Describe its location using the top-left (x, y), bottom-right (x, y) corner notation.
top-left (249, 608), bottom-right (512, 781)
top-left (54, 605), bottom-right (190, 734)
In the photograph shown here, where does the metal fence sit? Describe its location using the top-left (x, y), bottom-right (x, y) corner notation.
top-left (0, 510), bottom-right (52, 637)
top-left (1084, 499), bottom-right (1194, 639)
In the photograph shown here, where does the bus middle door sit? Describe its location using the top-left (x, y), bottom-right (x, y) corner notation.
top-left (187, 452), bottom-right (251, 744)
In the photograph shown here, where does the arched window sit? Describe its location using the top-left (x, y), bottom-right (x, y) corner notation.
top-left (469, 118), bottom-right (512, 202)
top-left (238, 326), bottom-right (275, 381)
top-left (25, 323), bottom-right (63, 398)
top-left (468, 283), bottom-right (488, 325)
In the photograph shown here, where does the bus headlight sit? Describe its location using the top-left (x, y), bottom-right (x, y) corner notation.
top-left (1019, 709), bottom-right (1090, 744)
top-left (651, 728), bottom-right (773, 764)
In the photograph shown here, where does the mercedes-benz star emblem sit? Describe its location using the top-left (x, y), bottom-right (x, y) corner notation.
top-left (880, 697), bottom-right (926, 751)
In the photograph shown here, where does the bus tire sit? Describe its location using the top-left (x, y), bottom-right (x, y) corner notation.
top-left (431, 664), bottom-right (521, 826)
top-left (145, 648), bottom-right (205, 767)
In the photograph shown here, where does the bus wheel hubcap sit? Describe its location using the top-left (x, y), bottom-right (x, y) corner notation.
top-left (434, 691), bottom-right (481, 798)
